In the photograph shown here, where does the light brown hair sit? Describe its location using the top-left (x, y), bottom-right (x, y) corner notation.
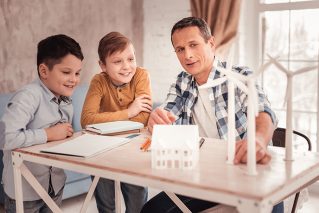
top-left (98, 32), bottom-right (132, 64)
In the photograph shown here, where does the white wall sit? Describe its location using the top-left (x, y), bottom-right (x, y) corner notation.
top-left (143, 0), bottom-right (191, 103)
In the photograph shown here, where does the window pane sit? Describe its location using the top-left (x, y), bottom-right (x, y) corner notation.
top-left (290, 9), bottom-right (319, 61)
top-left (262, 62), bottom-right (288, 108)
top-left (263, 11), bottom-right (290, 59)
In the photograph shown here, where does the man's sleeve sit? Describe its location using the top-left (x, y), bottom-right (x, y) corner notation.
top-left (162, 74), bottom-right (185, 117)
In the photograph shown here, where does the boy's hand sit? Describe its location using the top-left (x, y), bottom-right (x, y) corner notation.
top-left (147, 108), bottom-right (176, 133)
top-left (128, 94), bottom-right (152, 118)
top-left (45, 123), bottom-right (74, 142)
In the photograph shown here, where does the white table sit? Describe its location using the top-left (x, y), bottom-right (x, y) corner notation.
top-left (12, 132), bottom-right (319, 213)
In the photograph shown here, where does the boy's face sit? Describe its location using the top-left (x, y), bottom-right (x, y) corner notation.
top-left (100, 44), bottom-right (137, 86)
top-left (172, 26), bottom-right (215, 85)
top-left (39, 54), bottom-right (82, 97)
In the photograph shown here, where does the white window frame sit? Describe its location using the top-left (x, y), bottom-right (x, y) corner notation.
top-left (240, 0), bottom-right (319, 150)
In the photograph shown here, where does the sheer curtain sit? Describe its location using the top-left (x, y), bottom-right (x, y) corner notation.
top-left (190, 0), bottom-right (241, 58)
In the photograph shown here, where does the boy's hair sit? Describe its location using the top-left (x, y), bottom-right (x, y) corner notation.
top-left (171, 17), bottom-right (212, 44)
top-left (37, 34), bottom-right (84, 74)
top-left (98, 32), bottom-right (132, 64)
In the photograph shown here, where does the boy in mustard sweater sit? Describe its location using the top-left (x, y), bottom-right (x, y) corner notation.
top-left (81, 32), bottom-right (151, 213)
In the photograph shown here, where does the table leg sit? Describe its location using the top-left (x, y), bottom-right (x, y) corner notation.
top-left (12, 152), bottom-right (23, 213)
top-left (115, 180), bottom-right (122, 213)
top-left (165, 191), bottom-right (192, 213)
top-left (80, 176), bottom-right (100, 213)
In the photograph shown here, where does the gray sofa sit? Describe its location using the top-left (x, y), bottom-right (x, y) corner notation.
top-left (0, 84), bottom-right (92, 203)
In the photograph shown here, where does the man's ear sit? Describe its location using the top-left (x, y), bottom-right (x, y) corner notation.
top-left (38, 64), bottom-right (49, 79)
top-left (208, 36), bottom-right (216, 49)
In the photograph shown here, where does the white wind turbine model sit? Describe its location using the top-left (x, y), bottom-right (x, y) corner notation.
top-left (199, 60), bottom-right (271, 175)
top-left (267, 54), bottom-right (318, 161)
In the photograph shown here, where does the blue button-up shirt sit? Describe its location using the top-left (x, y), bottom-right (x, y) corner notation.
top-left (1, 78), bottom-right (72, 200)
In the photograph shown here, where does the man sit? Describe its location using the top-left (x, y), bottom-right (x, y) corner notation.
top-left (142, 17), bottom-right (283, 213)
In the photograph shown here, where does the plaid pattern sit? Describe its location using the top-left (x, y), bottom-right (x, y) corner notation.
top-left (163, 63), bottom-right (277, 140)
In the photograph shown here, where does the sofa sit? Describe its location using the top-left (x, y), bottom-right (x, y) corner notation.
top-left (0, 84), bottom-right (92, 203)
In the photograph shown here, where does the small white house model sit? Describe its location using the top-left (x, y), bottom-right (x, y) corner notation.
top-left (151, 125), bottom-right (199, 169)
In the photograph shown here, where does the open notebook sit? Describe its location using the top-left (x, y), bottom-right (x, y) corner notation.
top-left (41, 134), bottom-right (130, 158)
top-left (85, 121), bottom-right (144, 135)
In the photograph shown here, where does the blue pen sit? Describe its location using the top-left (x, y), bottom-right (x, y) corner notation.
top-left (126, 134), bottom-right (140, 139)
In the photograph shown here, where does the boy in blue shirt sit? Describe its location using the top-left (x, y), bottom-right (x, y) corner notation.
top-left (1, 34), bottom-right (84, 212)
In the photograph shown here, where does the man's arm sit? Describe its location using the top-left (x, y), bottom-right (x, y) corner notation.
top-left (234, 112), bottom-right (275, 164)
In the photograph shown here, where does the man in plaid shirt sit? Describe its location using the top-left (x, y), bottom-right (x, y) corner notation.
top-left (143, 17), bottom-right (283, 213)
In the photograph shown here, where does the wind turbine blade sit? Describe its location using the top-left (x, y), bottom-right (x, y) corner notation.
top-left (227, 77), bottom-right (248, 94)
top-left (219, 67), bottom-right (247, 82)
top-left (270, 59), bottom-right (290, 75)
top-left (253, 61), bottom-right (273, 78)
top-left (293, 66), bottom-right (318, 75)
top-left (198, 77), bottom-right (227, 89)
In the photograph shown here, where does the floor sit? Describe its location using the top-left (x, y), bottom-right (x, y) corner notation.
top-left (1, 187), bottom-right (319, 212)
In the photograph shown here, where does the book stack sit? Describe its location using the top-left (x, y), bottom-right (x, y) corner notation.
top-left (85, 121), bottom-right (144, 136)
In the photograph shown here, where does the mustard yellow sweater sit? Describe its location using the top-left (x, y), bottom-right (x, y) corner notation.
top-left (81, 67), bottom-right (152, 128)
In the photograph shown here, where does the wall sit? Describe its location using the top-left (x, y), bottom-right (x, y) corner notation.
top-left (0, 0), bottom-right (143, 93)
top-left (143, 0), bottom-right (191, 103)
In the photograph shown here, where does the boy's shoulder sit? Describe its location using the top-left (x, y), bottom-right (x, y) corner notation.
top-left (11, 80), bottom-right (43, 104)
top-left (134, 67), bottom-right (149, 78)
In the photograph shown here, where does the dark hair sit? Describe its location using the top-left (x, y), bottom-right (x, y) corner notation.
top-left (98, 32), bottom-right (132, 64)
top-left (171, 17), bottom-right (212, 44)
top-left (37, 34), bottom-right (84, 73)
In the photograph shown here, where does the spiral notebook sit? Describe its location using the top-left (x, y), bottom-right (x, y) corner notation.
top-left (41, 134), bottom-right (130, 158)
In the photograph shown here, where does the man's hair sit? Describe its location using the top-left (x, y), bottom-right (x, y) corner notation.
top-left (37, 34), bottom-right (84, 73)
top-left (98, 32), bottom-right (132, 64)
top-left (171, 17), bottom-right (212, 44)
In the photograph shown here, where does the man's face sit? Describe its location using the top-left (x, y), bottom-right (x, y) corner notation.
top-left (100, 44), bottom-right (137, 86)
top-left (172, 26), bottom-right (215, 84)
top-left (39, 54), bottom-right (82, 97)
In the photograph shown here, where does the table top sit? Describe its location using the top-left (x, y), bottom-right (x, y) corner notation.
top-left (14, 131), bottom-right (319, 205)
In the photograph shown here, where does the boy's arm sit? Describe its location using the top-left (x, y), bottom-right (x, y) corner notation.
top-left (129, 68), bottom-right (152, 126)
top-left (2, 90), bottom-right (47, 150)
top-left (81, 76), bottom-right (129, 128)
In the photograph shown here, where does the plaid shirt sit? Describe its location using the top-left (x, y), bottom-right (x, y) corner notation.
top-left (163, 63), bottom-right (277, 140)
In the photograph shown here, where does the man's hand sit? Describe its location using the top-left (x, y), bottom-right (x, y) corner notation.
top-left (147, 108), bottom-right (176, 133)
top-left (45, 122), bottom-right (74, 142)
top-left (128, 94), bottom-right (152, 118)
top-left (234, 136), bottom-right (271, 165)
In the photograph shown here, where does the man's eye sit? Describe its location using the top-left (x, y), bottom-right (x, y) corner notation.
top-left (76, 72), bottom-right (81, 76)
top-left (176, 48), bottom-right (183, 53)
top-left (114, 60), bottom-right (121, 64)
top-left (129, 58), bottom-right (135, 62)
top-left (62, 71), bottom-right (70, 74)
top-left (190, 43), bottom-right (198, 47)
